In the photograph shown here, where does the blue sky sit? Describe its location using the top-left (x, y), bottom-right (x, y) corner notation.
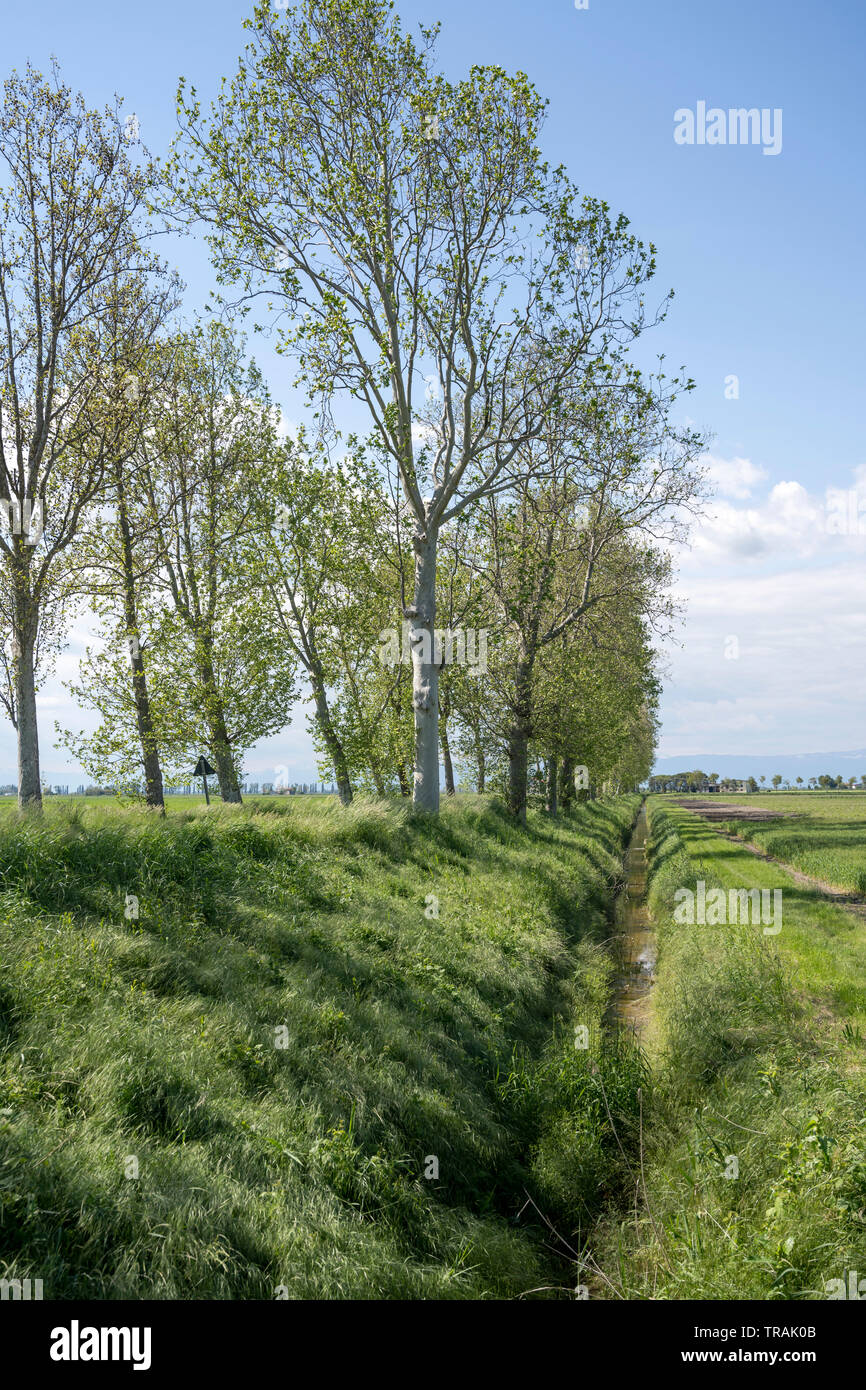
top-left (2, 0), bottom-right (864, 783)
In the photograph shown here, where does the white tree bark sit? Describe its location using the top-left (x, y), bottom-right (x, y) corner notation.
top-left (14, 591), bottom-right (41, 810)
top-left (409, 524), bottom-right (440, 813)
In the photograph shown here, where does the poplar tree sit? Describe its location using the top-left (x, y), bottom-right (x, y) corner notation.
top-left (0, 65), bottom-right (166, 809)
top-left (138, 321), bottom-right (298, 801)
top-left (167, 0), bottom-right (661, 812)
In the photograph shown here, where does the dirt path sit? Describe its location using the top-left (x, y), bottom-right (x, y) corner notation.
top-left (611, 803), bottom-right (656, 1037)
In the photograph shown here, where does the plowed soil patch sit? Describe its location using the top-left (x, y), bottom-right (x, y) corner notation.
top-left (671, 799), bottom-right (798, 822)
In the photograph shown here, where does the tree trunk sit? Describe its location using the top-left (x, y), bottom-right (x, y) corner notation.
top-left (559, 756), bottom-right (575, 810)
top-left (408, 526), bottom-right (439, 812)
top-left (197, 650), bottom-right (242, 803)
top-left (370, 764), bottom-right (386, 796)
top-left (13, 579), bottom-right (41, 812)
top-left (441, 717), bottom-right (455, 796)
top-left (117, 488), bottom-right (164, 812)
top-left (210, 730), bottom-right (242, 802)
top-left (128, 633), bottom-right (165, 812)
top-left (476, 746), bottom-right (486, 794)
top-left (397, 763), bottom-right (410, 797)
top-left (506, 654), bottom-right (534, 824)
top-left (545, 758), bottom-right (558, 816)
top-left (507, 722), bottom-right (529, 823)
top-left (309, 665), bottom-right (352, 806)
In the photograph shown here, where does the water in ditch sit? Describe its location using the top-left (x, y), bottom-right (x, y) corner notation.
top-left (611, 803), bottom-right (656, 1038)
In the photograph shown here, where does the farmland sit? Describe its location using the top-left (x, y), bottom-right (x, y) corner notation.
top-left (700, 793), bottom-right (866, 897)
top-left (592, 793), bottom-right (866, 1300)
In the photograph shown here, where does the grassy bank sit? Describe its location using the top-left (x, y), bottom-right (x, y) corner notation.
top-left (595, 798), bottom-right (866, 1299)
top-left (0, 792), bottom-right (641, 1299)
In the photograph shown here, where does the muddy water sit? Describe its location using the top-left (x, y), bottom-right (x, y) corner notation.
top-left (611, 803), bottom-right (656, 1037)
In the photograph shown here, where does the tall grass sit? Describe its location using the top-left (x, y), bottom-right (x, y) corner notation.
top-left (0, 792), bottom-right (641, 1299)
top-left (594, 801), bottom-right (866, 1299)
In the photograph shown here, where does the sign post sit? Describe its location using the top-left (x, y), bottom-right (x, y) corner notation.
top-left (193, 755), bottom-right (216, 805)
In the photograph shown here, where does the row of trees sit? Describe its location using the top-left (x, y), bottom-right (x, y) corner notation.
top-left (810, 775), bottom-right (866, 790)
top-left (56, 317), bottom-right (666, 820)
top-left (0, 1), bottom-right (706, 818)
top-left (650, 772), bottom-right (866, 793)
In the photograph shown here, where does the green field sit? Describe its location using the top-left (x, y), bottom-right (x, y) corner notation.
top-left (594, 794), bottom-right (866, 1299)
top-left (0, 793), bottom-right (645, 1300)
top-left (693, 792), bottom-right (866, 895)
top-left (5, 788), bottom-right (866, 1301)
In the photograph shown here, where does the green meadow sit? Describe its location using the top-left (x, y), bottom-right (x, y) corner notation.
top-left (710, 792), bottom-right (866, 896)
top-left (0, 793), bottom-right (644, 1300)
top-left (595, 795), bottom-right (866, 1300)
top-left (5, 789), bottom-right (866, 1300)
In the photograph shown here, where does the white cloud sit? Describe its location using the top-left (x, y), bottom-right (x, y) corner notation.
top-left (659, 554), bottom-right (866, 755)
top-left (704, 452), bottom-right (767, 499)
top-left (678, 461), bottom-right (863, 566)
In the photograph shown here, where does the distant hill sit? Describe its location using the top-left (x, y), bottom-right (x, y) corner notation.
top-left (652, 752), bottom-right (866, 783)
